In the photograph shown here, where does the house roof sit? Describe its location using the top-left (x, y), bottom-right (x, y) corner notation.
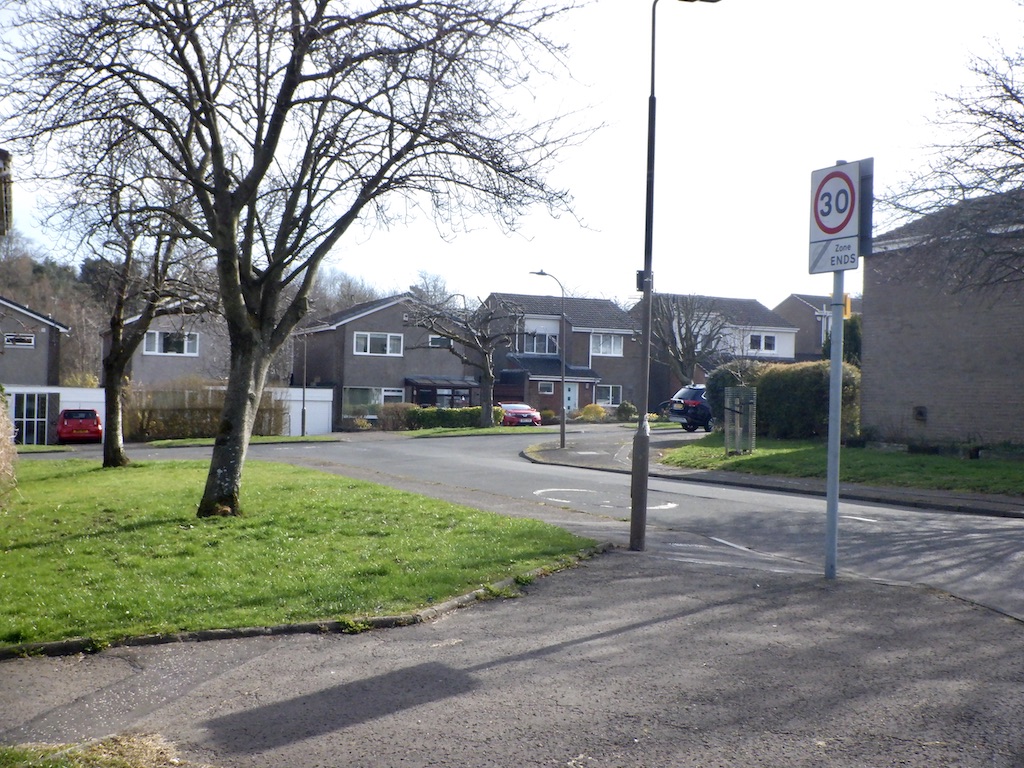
top-left (653, 294), bottom-right (798, 331)
top-left (490, 293), bottom-right (634, 332)
top-left (781, 293), bottom-right (863, 314)
top-left (406, 375), bottom-right (479, 388)
top-left (0, 295), bottom-right (70, 333)
top-left (504, 353), bottom-right (600, 382)
top-left (873, 188), bottom-right (1024, 251)
top-left (301, 293), bottom-right (414, 333)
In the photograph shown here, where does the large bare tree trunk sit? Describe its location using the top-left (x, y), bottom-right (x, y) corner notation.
top-left (101, 371), bottom-right (130, 468)
top-left (197, 341), bottom-right (271, 517)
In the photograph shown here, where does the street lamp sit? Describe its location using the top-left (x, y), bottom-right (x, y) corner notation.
top-left (630, 0), bottom-right (721, 552)
top-left (530, 269), bottom-right (567, 449)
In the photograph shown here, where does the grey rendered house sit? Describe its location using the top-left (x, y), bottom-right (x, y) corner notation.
top-left (0, 295), bottom-right (70, 444)
top-left (294, 293), bottom-right (479, 429)
top-left (487, 292), bottom-right (641, 415)
top-left (0, 295), bottom-right (68, 386)
top-left (115, 308), bottom-right (292, 388)
top-left (862, 204), bottom-right (1024, 446)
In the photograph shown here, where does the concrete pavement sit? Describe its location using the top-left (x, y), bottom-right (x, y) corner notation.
top-left (2, 426), bottom-right (1024, 767)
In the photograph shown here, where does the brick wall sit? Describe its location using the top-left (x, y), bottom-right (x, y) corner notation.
top-left (862, 247), bottom-right (1024, 445)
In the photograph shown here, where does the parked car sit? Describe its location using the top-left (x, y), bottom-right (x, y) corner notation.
top-left (56, 408), bottom-right (103, 444)
top-left (667, 385), bottom-right (715, 432)
top-left (498, 402), bottom-right (542, 427)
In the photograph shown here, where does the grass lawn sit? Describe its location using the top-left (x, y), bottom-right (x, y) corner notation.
top-left (0, 459), bottom-right (594, 650)
top-left (661, 433), bottom-right (1024, 496)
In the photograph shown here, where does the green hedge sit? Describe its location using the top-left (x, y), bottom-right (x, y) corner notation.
top-left (753, 360), bottom-right (860, 439)
top-left (705, 360), bottom-right (859, 439)
top-left (404, 406), bottom-right (504, 430)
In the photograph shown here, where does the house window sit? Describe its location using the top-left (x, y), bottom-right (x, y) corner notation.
top-left (3, 332), bottom-right (35, 349)
top-left (538, 381), bottom-right (555, 395)
top-left (591, 334), bottom-right (623, 357)
top-left (522, 332), bottom-right (558, 355)
top-left (595, 384), bottom-right (622, 406)
top-left (343, 386), bottom-right (407, 419)
top-left (428, 334), bottom-right (452, 349)
top-left (763, 335), bottom-right (776, 351)
top-left (144, 330), bottom-right (199, 356)
top-left (749, 334), bottom-right (775, 352)
top-left (354, 331), bottom-right (403, 356)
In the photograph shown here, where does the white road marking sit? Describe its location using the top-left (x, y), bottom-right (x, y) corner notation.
top-left (534, 488), bottom-right (676, 510)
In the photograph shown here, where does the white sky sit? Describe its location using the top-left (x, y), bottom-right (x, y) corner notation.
top-left (9, 0), bottom-right (1024, 310)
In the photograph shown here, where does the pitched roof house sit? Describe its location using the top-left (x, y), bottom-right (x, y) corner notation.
top-left (487, 292), bottom-right (641, 414)
top-left (773, 293), bottom-right (863, 362)
top-left (294, 293), bottom-right (478, 429)
top-left (643, 294), bottom-right (798, 402)
top-left (0, 295), bottom-right (69, 386)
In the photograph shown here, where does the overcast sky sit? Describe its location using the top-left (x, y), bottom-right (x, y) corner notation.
top-left (9, 0), bottom-right (1024, 310)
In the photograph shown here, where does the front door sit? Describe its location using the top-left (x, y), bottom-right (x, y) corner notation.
top-left (564, 382), bottom-right (579, 414)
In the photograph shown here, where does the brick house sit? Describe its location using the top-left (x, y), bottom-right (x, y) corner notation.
top-left (487, 292), bottom-right (641, 415)
top-left (862, 213), bottom-right (1024, 446)
top-left (294, 293), bottom-right (479, 429)
top-left (773, 293), bottom-right (863, 362)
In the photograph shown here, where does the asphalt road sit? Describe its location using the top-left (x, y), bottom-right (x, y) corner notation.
top-left (5, 427), bottom-right (1024, 767)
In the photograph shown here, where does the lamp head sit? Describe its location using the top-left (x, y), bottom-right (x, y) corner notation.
top-left (530, 270), bottom-right (548, 277)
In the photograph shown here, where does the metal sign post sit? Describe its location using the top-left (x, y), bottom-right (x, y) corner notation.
top-left (809, 158), bottom-right (873, 579)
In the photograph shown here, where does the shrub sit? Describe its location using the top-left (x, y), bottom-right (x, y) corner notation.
top-left (578, 403), bottom-right (607, 423)
top-left (616, 401), bottom-right (638, 422)
top-left (540, 409), bottom-right (557, 425)
top-left (754, 360), bottom-right (859, 439)
top-left (706, 361), bottom-right (766, 421)
top-left (405, 406), bottom-right (501, 430)
top-left (378, 402), bottom-right (419, 431)
top-left (125, 378), bottom-right (286, 440)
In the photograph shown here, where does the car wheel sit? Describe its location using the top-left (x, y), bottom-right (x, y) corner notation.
top-left (704, 417), bottom-right (715, 433)
top-left (683, 425), bottom-right (697, 432)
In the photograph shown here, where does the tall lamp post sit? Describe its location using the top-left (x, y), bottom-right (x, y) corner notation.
top-left (530, 269), bottom-right (567, 449)
top-left (630, 0), bottom-right (721, 552)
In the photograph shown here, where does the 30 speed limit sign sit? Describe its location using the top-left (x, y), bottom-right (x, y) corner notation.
top-left (809, 161), bottom-right (866, 274)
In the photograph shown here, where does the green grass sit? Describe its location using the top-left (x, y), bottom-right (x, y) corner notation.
top-left (0, 734), bottom-right (208, 767)
top-left (661, 433), bottom-right (1024, 496)
top-left (0, 459), bottom-right (594, 649)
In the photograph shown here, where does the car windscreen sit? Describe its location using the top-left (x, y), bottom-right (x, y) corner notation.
top-left (672, 388), bottom-right (704, 401)
top-left (63, 410), bottom-right (97, 420)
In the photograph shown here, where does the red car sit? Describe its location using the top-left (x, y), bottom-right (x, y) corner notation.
top-left (499, 403), bottom-right (542, 427)
top-left (56, 408), bottom-right (103, 444)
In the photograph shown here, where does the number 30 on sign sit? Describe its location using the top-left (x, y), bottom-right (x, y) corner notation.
top-left (809, 161), bottom-right (863, 274)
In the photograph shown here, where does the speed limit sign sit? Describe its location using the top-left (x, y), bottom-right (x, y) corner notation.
top-left (809, 160), bottom-right (870, 274)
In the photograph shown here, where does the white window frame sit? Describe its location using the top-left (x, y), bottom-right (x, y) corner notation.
top-left (595, 384), bottom-right (622, 406)
top-left (763, 334), bottom-right (776, 352)
top-left (538, 381), bottom-right (555, 395)
top-left (143, 330), bottom-right (199, 356)
top-left (354, 331), bottom-right (404, 356)
top-left (591, 333), bottom-right (623, 357)
top-left (3, 332), bottom-right (35, 349)
top-left (522, 332), bottom-right (558, 355)
top-left (428, 334), bottom-right (452, 349)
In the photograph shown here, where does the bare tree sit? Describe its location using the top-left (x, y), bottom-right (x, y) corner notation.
top-left (45, 122), bottom-right (218, 467)
top-left (1, 0), bottom-right (580, 516)
top-left (650, 294), bottom-right (730, 385)
top-left (406, 291), bottom-right (523, 426)
top-left (305, 268), bottom-right (382, 322)
top-left (883, 47), bottom-right (1024, 290)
